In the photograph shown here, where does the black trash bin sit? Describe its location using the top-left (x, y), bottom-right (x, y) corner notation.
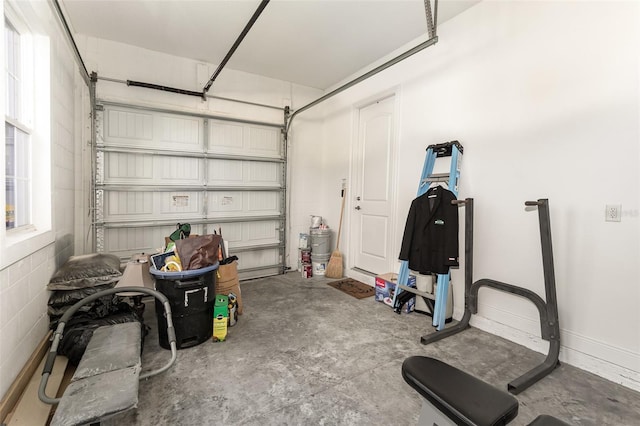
top-left (150, 263), bottom-right (219, 349)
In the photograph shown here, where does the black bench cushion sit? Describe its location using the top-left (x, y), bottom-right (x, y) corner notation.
top-left (402, 356), bottom-right (519, 426)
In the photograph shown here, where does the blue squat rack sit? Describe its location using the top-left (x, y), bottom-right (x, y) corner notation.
top-left (391, 141), bottom-right (462, 331)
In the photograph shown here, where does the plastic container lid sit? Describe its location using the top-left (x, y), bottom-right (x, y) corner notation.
top-left (149, 262), bottom-right (219, 280)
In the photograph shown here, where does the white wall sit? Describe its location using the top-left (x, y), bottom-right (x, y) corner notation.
top-left (0, 0), bottom-right (87, 399)
top-left (290, 0), bottom-right (640, 389)
top-left (287, 110), bottom-right (325, 261)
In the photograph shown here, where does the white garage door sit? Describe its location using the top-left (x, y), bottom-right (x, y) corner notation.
top-left (94, 102), bottom-right (286, 280)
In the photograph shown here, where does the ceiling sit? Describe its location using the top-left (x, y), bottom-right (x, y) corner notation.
top-left (61, 0), bottom-right (480, 90)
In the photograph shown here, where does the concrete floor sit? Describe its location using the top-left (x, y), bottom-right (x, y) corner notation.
top-left (105, 272), bottom-right (640, 426)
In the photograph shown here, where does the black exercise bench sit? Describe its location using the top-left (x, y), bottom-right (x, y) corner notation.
top-left (402, 356), bottom-right (570, 426)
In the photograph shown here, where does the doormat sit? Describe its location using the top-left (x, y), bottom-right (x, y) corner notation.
top-left (327, 278), bottom-right (375, 299)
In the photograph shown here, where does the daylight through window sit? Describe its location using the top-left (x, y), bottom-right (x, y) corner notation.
top-left (5, 17), bottom-right (32, 230)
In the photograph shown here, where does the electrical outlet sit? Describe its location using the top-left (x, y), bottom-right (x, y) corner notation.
top-left (605, 204), bottom-right (622, 222)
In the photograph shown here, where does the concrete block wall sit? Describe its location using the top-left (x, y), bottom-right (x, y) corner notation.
top-left (0, 246), bottom-right (55, 396)
top-left (0, 0), bottom-right (87, 399)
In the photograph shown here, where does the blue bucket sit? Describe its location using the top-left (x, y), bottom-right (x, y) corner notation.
top-left (149, 262), bottom-right (219, 280)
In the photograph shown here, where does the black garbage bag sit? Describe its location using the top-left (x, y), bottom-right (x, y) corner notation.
top-left (48, 283), bottom-right (116, 307)
top-left (58, 304), bottom-right (147, 365)
top-left (48, 286), bottom-right (123, 329)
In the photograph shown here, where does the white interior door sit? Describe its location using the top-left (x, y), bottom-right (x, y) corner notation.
top-left (351, 96), bottom-right (396, 274)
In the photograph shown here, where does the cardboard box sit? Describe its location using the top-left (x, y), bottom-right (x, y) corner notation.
top-left (375, 273), bottom-right (417, 313)
top-left (216, 260), bottom-right (243, 314)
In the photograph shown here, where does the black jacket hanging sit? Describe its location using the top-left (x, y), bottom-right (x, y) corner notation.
top-left (399, 185), bottom-right (459, 274)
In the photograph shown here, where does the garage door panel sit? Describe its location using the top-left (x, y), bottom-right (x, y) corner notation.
top-left (247, 127), bottom-right (280, 157)
top-left (213, 220), bottom-right (279, 249)
top-left (213, 222), bottom-right (243, 245)
top-left (207, 191), bottom-right (280, 217)
top-left (103, 191), bottom-right (203, 222)
top-left (97, 103), bottom-right (285, 278)
top-left (248, 192), bottom-right (279, 213)
top-left (208, 191), bottom-right (244, 215)
top-left (104, 152), bottom-right (203, 186)
top-left (105, 152), bottom-right (154, 182)
top-left (107, 109), bottom-right (153, 142)
top-left (106, 191), bottom-right (154, 218)
top-left (246, 162), bottom-right (281, 186)
top-left (209, 121), bottom-right (244, 151)
top-left (104, 224), bottom-right (206, 259)
top-left (104, 108), bottom-right (204, 152)
top-left (156, 156), bottom-right (202, 185)
top-left (208, 119), bottom-right (281, 158)
top-left (207, 159), bottom-right (281, 187)
top-left (244, 221), bottom-right (279, 243)
top-left (104, 226), bottom-right (167, 258)
top-left (208, 159), bottom-right (243, 185)
top-left (236, 248), bottom-right (279, 269)
top-left (159, 192), bottom-right (203, 218)
top-left (158, 115), bottom-right (200, 147)
top-left (106, 226), bottom-right (278, 271)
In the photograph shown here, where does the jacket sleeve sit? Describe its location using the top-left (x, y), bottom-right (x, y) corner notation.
top-left (399, 199), bottom-right (417, 260)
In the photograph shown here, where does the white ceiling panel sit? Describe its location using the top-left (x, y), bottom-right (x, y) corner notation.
top-left (61, 0), bottom-right (480, 90)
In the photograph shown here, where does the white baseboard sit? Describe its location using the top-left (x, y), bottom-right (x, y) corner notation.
top-left (456, 304), bottom-right (640, 393)
top-left (348, 269), bottom-right (376, 287)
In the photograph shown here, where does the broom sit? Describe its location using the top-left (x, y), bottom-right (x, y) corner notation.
top-left (325, 188), bottom-right (346, 279)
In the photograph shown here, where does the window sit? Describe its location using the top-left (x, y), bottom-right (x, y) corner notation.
top-left (5, 124), bottom-right (30, 229)
top-left (2, 2), bottom-right (52, 268)
top-left (5, 17), bottom-right (31, 231)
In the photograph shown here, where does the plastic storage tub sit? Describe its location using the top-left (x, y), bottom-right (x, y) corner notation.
top-left (150, 262), bottom-right (219, 349)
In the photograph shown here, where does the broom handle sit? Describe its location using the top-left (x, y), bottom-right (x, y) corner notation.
top-left (336, 189), bottom-right (346, 249)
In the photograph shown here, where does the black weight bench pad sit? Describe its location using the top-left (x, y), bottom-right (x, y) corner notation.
top-left (402, 356), bottom-right (519, 426)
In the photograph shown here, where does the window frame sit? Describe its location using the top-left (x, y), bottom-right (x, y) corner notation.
top-left (1, 1), bottom-right (53, 269)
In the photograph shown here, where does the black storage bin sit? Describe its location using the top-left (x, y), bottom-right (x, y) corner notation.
top-left (151, 264), bottom-right (218, 350)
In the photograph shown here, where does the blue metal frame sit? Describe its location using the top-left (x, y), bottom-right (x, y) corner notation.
top-left (393, 142), bottom-right (461, 331)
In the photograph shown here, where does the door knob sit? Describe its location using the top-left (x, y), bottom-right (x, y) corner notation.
top-left (355, 206), bottom-right (361, 210)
